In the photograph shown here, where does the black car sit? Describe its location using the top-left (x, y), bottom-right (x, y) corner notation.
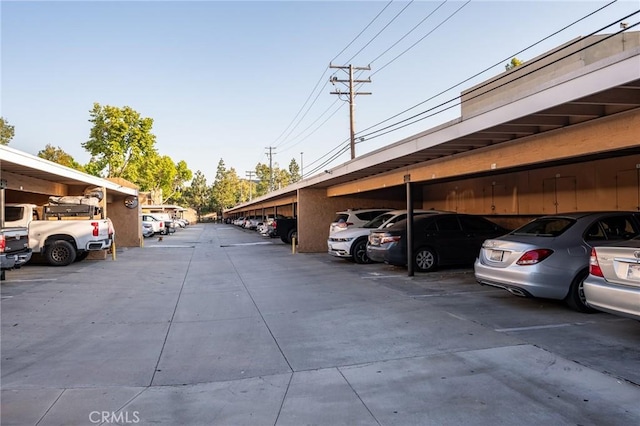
top-left (366, 213), bottom-right (509, 272)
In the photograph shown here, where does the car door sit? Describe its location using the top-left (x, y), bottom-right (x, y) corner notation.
top-left (429, 215), bottom-right (466, 265)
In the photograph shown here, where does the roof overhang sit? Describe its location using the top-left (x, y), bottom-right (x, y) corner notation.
top-left (0, 145), bottom-right (138, 196)
top-left (227, 46), bottom-right (640, 214)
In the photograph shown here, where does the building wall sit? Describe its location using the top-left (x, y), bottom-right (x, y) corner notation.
top-left (107, 198), bottom-right (141, 248)
top-left (297, 189), bottom-right (407, 253)
top-left (422, 155), bottom-right (640, 230)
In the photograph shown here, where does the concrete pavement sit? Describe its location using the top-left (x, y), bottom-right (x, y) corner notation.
top-left (2, 223), bottom-right (639, 425)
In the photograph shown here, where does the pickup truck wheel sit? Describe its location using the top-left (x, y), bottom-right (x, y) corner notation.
top-left (45, 240), bottom-right (77, 266)
top-left (288, 230), bottom-right (298, 245)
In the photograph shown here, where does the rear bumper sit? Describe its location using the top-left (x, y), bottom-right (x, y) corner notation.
top-left (584, 277), bottom-right (640, 321)
top-left (85, 239), bottom-right (112, 251)
top-left (366, 246), bottom-right (387, 263)
top-left (473, 259), bottom-right (572, 300)
top-left (1, 249), bottom-right (33, 270)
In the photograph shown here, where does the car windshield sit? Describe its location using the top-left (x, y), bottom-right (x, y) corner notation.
top-left (362, 213), bottom-right (395, 229)
top-left (511, 217), bottom-right (575, 237)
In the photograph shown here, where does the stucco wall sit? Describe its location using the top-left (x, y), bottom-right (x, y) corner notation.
top-left (297, 189), bottom-right (407, 253)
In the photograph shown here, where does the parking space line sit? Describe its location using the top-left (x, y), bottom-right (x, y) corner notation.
top-left (495, 321), bottom-right (595, 332)
top-left (361, 275), bottom-right (402, 279)
top-left (4, 278), bottom-right (58, 282)
top-left (410, 290), bottom-right (498, 297)
top-left (220, 242), bottom-right (274, 247)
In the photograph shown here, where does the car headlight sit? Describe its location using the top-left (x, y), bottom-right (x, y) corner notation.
top-left (330, 237), bottom-right (354, 242)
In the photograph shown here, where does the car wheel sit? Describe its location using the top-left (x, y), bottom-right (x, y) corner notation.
top-left (414, 247), bottom-right (437, 272)
top-left (565, 269), bottom-right (597, 313)
top-left (45, 240), bottom-right (76, 266)
top-left (352, 239), bottom-right (372, 264)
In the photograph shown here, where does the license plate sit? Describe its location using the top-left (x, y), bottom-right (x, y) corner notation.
top-left (489, 250), bottom-right (504, 261)
top-left (627, 264), bottom-right (640, 280)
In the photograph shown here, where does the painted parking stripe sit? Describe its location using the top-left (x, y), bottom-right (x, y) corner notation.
top-left (495, 322), bottom-right (595, 332)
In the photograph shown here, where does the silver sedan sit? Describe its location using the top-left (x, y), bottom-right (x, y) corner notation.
top-left (584, 238), bottom-right (640, 320)
top-left (474, 212), bottom-right (640, 312)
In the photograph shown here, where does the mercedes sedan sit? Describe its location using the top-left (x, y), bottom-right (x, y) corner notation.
top-left (474, 212), bottom-right (640, 312)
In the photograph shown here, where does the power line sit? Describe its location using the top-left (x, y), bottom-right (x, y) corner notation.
top-left (303, 6), bottom-right (633, 177)
top-left (372, 0), bottom-right (470, 76)
top-left (358, 12), bottom-right (639, 143)
top-left (330, 0), bottom-right (395, 64)
top-left (271, 1), bottom-right (395, 151)
top-left (355, 0), bottom-right (621, 138)
top-left (341, 0), bottom-right (415, 65)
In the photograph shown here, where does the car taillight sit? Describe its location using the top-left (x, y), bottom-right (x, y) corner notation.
top-left (91, 222), bottom-right (99, 237)
top-left (0, 235), bottom-right (5, 253)
top-left (589, 248), bottom-right (604, 277)
top-left (516, 249), bottom-right (553, 265)
top-left (380, 235), bottom-right (401, 244)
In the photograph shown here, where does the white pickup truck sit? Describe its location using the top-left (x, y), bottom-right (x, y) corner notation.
top-left (4, 203), bottom-right (114, 266)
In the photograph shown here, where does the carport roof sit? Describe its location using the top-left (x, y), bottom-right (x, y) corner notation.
top-left (0, 145), bottom-right (138, 196)
top-left (226, 45), bottom-right (640, 213)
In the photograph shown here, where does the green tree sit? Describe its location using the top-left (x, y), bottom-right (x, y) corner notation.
top-left (505, 57), bottom-right (523, 70)
top-left (37, 144), bottom-right (85, 171)
top-left (288, 158), bottom-right (301, 182)
top-left (183, 170), bottom-right (211, 221)
top-left (211, 159), bottom-right (242, 215)
top-left (0, 117), bottom-right (15, 145)
top-left (254, 163), bottom-right (272, 196)
top-left (82, 103), bottom-right (157, 179)
top-left (254, 162), bottom-right (293, 194)
top-left (166, 160), bottom-right (193, 204)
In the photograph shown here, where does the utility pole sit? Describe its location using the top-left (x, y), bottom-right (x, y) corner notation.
top-left (300, 152), bottom-right (304, 180)
top-left (265, 146), bottom-right (275, 192)
top-left (329, 63), bottom-right (371, 160)
top-left (245, 171), bottom-right (255, 201)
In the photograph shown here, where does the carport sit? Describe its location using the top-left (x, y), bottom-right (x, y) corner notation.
top-left (0, 145), bottom-right (142, 250)
top-left (225, 32), bottom-right (640, 253)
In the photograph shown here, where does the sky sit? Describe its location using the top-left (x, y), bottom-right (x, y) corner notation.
top-left (2, 0), bottom-right (638, 184)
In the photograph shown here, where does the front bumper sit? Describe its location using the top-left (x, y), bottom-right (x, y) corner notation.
top-left (327, 240), bottom-right (352, 258)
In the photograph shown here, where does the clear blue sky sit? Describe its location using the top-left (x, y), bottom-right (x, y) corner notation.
top-left (2, 1), bottom-right (638, 183)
